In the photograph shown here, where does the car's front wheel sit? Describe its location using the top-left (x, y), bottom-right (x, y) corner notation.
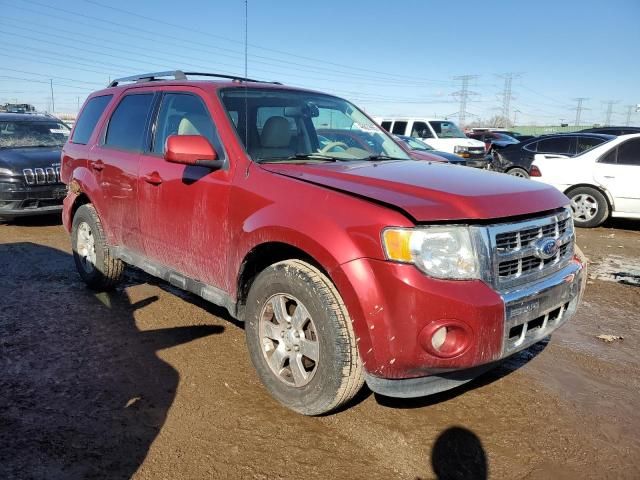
top-left (567, 186), bottom-right (609, 228)
top-left (71, 204), bottom-right (124, 289)
top-left (244, 260), bottom-right (364, 415)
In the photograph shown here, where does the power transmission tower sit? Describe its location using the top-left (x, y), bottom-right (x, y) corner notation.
top-left (49, 79), bottom-right (55, 114)
top-left (572, 98), bottom-right (589, 127)
top-left (603, 100), bottom-right (618, 126)
top-left (625, 105), bottom-right (635, 126)
top-left (497, 73), bottom-right (520, 125)
top-left (452, 75), bottom-right (479, 127)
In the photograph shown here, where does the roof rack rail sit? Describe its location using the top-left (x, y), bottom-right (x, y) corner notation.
top-left (108, 70), bottom-right (280, 87)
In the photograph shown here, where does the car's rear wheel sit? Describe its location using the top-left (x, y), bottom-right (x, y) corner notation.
top-left (244, 259), bottom-right (364, 415)
top-left (507, 167), bottom-right (529, 178)
top-left (71, 204), bottom-right (124, 289)
top-left (567, 186), bottom-right (609, 228)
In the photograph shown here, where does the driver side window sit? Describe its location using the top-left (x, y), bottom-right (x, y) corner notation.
top-left (411, 121), bottom-right (432, 139)
top-left (152, 93), bottom-right (223, 157)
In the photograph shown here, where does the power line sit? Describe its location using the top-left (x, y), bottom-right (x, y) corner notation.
top-left (451, 75), bottom-right (479, 127)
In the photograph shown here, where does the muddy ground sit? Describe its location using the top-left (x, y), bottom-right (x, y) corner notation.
top-left (1, 216), bottom-right (639, 480)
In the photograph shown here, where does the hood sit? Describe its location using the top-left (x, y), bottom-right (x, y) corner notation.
top-left (260, 160), bottom-right (568, 222)
top-left (433, 137), bottom-right (485, 147)
top-left (0, 146), bottom-right (62, 172)
top-left (430, 150), bottom-right (467, 163)
top-left (407, 150), bottom-right (447, 162)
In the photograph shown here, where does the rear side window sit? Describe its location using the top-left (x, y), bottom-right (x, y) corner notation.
top-left (105, 94), bottom-right (154, 151)
top-left (523, 141), bottom-right (538, 152)
top-left (576, 136), bottom-right (606, 154)
top-left (537, 137), bottom-right (575, 155)
top-left (617, 138), bottom-right (640, 166)
top-left (411, 121), bottom-right (432, 138)
top-left (392, 121), bottom-right (407, 135)
top-left (71, 95), bottom-right (112, 145)
top-left (380, 121), bottom-right (391, 131)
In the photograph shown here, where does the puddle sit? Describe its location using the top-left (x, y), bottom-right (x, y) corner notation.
top-left (589, 254), bottom-right (640, 287)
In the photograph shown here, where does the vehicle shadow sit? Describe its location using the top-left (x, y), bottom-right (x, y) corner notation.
top-left (415, 426), bottom-right (488, 480)
top-left (0, 242), bottom-right (223, 479)
top-left (374, 339), bottom-right (548, 410)
top-left (601, 217), bottom-right (640, 232)
top-left (2, 213), bottom-right (63, 227)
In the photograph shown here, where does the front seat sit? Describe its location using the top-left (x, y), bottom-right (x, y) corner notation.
top-left (250, 116), bottom-right (294, 160)
top-left (177, 114), bottom-right (215, 142)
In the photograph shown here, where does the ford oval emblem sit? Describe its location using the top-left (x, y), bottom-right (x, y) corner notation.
top-left (535, 238), bottom-right (559, 260)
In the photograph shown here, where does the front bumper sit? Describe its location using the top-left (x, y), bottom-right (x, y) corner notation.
top-left (0, 181), bottom-right (66, 219)
top-left (334, 253), bottom-right (585, 398)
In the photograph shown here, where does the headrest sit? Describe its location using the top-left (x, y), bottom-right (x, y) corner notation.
top-left (261, 116), bottom-right (291, 148)
top-left (177, 115), bottom-right (214, 139)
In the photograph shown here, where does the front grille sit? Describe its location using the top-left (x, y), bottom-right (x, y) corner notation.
top-left (23, 166), bottom-right (61, 185)
top-left (488, 209), bottom-right (575, 289)
top-left (468, 148), bottom-right (486, 159)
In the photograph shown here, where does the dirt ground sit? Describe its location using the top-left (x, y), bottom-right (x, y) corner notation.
top-left (1, 215), bottom-right (639, 480)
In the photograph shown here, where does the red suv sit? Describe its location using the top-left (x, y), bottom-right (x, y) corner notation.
top-left (61, 71), bottom-right (586, 415)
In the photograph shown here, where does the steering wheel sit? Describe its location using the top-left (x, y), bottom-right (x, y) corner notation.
top-left (320, 141), bottom-right (349, 153)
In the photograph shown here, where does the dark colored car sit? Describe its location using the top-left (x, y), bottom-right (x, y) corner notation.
top-left (491, 133), bottom-right (615, 178)
top-left (0, 113), bottom-right (70, 220)
top-left (396, 135), bottom-right (489, 168)
top-left (61, 70), bottom-right (584, 415)
top-left (466, 131), bottom-right (519, 152)
top-left (579, 126), bottom-right (640, 136)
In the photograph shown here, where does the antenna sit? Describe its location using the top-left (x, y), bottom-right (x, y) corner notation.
top-left (244, 0), bottom-right (248, 78)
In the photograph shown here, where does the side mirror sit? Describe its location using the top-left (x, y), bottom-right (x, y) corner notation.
top-left (164, 135), bottom-right (223, 170)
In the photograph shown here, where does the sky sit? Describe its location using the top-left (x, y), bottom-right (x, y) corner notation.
top-left (0, 0), bottom-right (638, 126)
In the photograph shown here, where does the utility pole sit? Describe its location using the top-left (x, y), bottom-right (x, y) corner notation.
top-left (77, 96), bottom-right (80, 112)
top-left (603, 100), bottom-right (618, 126)
top-left (625, 105), bottom-right (635, 126)
top-left (49, 79), bottom-right (55, 114)
top-left (452, 75), bottom-right (479, 127)
top-left (573, 98), bottom-right (589, 127)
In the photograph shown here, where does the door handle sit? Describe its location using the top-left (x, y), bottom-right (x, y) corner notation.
top-left (603, 175), bottom-right (615, 179)
top-left (142, 171), bottom-right (163, 185)
top-left (91, 160), bottom-right (104, 171)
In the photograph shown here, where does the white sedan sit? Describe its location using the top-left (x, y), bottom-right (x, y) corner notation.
top-left (530, 133), bottom-right (640, 227)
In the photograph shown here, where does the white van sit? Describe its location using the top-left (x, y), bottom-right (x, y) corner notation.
top-left (375, 117), bottom-right (486, 159)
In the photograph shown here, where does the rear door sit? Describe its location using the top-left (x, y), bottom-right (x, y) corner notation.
top-left (595, 138), bottom-right (640, 214)
top-left (137, 88), bottom-right (233, 285)
top-left (90, 91), bottom-right (155, 251)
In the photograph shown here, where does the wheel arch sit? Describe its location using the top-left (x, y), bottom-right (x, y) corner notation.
top-left (235, 241), bottom-right (332, 321)
top-left (564, 183), bottom-right (614, 212)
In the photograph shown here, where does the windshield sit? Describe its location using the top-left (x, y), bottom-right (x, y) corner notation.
top-left (219, 88), bottom-right (410, 162)
top-left (494, 133), bottom-right (518, 142)
top-left (428, 121), bottom-right (466, 139)
top-left (0, 120), bottom-right (70, 148)
top-left (399, 136), bottom-right (434, 151)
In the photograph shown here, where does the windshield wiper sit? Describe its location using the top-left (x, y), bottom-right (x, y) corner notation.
top-left (362, 154), bottom-right (406, 161)
top-left (257, 153), bottom-right (347, 163)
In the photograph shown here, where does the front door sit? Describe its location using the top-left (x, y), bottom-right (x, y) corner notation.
top-left (137, 89), bottom-right (233, 287)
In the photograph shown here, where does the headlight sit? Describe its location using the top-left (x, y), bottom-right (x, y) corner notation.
top-left (382, 226), bottom-right (479, 279)
top-left (0, 168), bottom-right (13, 176)
top-left (454, 146), bottom-right (469, 154)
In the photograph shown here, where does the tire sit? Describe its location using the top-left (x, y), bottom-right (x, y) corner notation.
top-left (507, 167), bottom-right (529, 179)
top-left (567, 186), bottom-right (609, 228)
top-left (245, 259), bottom-right (364, 415)
top-left (71, 204), bottom-right (124, 290)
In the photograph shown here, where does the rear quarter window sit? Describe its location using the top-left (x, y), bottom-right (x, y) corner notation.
top-left (70, 95), bottom-right (113, 145)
